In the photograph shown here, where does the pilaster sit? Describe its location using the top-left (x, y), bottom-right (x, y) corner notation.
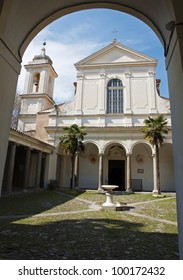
top-left (98, 73), bottom-right (106, 114)
top-left (124, 72), bottom-right (132, 114)
top-left (75, 73), bottom-right (84, 114)
top-left (148, 71), bottom-right (157, 113)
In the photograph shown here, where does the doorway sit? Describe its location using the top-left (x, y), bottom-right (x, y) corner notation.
top-left (108, 160), bottom-right (125, 191)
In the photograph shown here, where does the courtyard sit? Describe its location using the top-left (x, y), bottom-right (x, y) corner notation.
top-left (0, 190), bottom-right (178, 260)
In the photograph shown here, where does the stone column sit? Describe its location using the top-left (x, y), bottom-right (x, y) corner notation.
top-left (98, 153), bottom-right (104, 191)
top-left (74, 152), bottom-right (79, 188)
top-left (126, 154), bottom-right (132, 192)
top-left (6, 143), bottom-right (16, 193)
top-left (152, 154), bottom-right (158, 194)
top-left (23, 148), bottom-right (31, 190)
top-left (35, 151), bottom-right (42, 188)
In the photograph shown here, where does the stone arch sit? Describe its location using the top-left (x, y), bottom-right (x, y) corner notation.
top-left (19, 3), bottom-right (166, 57)
top-left (79, 141), bottom-right (99, 189)
top-left (102, 141), bottom-right (128, 191)
top-left (106, 76), bottom-right (125, 86)
top-left (84, 140), bottom-right (100, 153)
top-left (103, 140), bottom-right (128, 155)
top-left (131, 140), bottom-right (154, 154)
top-left (131, 142), bottom-right (154, 192)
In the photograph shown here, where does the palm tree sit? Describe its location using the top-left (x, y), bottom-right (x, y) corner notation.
top-left (59, 124), bottom-right (87, 189)
top-left (141, 115), bottom-right (169, 194)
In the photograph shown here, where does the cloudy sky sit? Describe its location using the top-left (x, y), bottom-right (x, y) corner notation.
top-left (17, 9), bottom-right (169, 104)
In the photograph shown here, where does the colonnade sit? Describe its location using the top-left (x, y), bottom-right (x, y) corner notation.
top-left (70, 145), bottom-right (160, 193)
top-left (2, 142), bottom-right (48, 193)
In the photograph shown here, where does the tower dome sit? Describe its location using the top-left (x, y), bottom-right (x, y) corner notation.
top-left (32, 41), bottom-right (53, 65)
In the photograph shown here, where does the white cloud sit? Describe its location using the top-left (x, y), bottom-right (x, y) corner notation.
top-left (17, 9), bottom-right (169, 102)
top-left (17, 25), bottom-right (104, 104)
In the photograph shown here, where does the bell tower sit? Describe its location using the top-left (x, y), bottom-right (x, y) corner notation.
top-left (18, 42), bottom-right (58, 132)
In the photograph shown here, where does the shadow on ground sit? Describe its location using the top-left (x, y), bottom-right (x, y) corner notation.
top-left (0, 189), bottom-right (85, 216)
top-left (0, 217), bottom-right (179, 260)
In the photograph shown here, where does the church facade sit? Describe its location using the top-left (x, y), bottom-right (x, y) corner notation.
top-left (17, 40), bottom-right (174, 193)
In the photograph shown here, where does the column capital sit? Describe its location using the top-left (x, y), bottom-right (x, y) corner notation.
top-left (148, 71), bottom-right (156, 77)
top-left (126, 153), bottom-right (132, 157)
top-left (76, 73), bottom-right (84, 80)
top-left (100, 73), bottom-right (106, 79)
top-left (98, 152), bottom-right (104, 157)
top-left (125, 72), bottom-right (132, 78)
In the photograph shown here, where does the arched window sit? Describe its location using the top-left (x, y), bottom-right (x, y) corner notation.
top-left (107, 79), bottom-right (123, 113)
top-left (33, 73), bottom-right (40, 92)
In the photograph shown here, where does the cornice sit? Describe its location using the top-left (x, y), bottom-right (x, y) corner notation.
top-left (9, 128), bottom-right (54, 153)
top-left (76, 60), bottom-right (157, 70)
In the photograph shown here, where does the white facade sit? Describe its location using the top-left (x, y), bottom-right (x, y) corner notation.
top-left (18, 40), bottom-right (174, 192)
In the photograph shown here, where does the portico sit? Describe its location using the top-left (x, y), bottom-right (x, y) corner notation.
top-left (2, 129), bottom-right (54, 194)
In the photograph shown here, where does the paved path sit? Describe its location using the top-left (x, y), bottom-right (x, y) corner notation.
top-left (125, 196), bottom-right (177, 225)
top-left (125, 211), bottom-right (177, 225)
top-left (0, 191), bottom-right (177, 226)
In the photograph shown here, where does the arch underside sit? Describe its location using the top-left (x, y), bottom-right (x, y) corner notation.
top-left (19, 1), bottom-right (170, 58)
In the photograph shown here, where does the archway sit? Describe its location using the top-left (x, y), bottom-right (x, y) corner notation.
top-left (131, 142), bottom-right (153, 192)
top-left (0, 0), bottom-right (183, 259)
top-left (103, 142), bottom-right (128, 191)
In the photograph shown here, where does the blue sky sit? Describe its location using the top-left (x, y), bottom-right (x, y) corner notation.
top-left (17, 9), bottom-right (169, 103)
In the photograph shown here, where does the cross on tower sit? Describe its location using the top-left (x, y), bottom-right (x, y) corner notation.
top-left (112, 30), bottom-right (118, 42)
top-left (41, 39), bottom-right (46, 56)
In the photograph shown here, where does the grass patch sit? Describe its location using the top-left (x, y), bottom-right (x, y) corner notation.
top-left (135, 197), bottom-right (177, 222)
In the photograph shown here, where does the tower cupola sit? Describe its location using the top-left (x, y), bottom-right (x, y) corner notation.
top-left (23, 42), bottom-right (58, 98)
top-left (18, 42), bottom-right (58, 132)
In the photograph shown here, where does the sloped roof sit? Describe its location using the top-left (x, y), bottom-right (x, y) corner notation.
top-left (75, 39), bottom-right (157, 69)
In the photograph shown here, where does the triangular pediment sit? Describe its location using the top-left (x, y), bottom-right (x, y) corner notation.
top-left (75, 41), bottom-right (157, 68)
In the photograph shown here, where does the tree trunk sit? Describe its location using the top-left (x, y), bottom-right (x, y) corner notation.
top-left (155, 144), bottom-right (161, 194)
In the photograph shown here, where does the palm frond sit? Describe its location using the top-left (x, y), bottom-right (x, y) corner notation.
top-left (141, 115), bottom-right (169, 147)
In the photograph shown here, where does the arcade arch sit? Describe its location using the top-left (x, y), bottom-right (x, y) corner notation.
top-left (131, 142), bottom-right (154, 192)
top-left (103, 142), bottom-right (127, 191)
top-left (79, 142), bottom-right (99, 189)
